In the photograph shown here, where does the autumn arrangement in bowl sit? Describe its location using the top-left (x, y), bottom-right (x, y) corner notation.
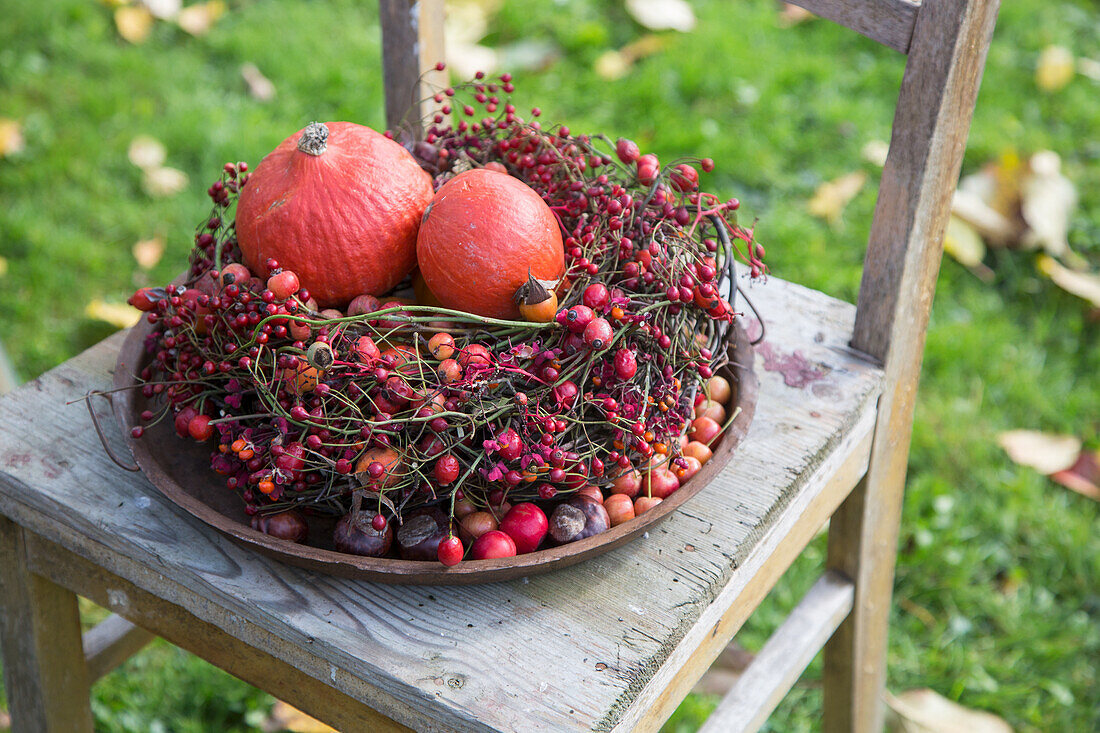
top-left (116, 69), bottom-right (765, 582)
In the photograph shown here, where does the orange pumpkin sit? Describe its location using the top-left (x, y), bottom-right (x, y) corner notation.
top-left (416, 169), bottom-right (565, 319)
top-left (235, 121), bottom-right (433, 308)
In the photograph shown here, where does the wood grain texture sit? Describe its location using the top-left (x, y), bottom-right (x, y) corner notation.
top-left (0, 276), bottom-right (882, 732)
top-left (83, 613), bottom-right (156, 682)
top-left (787, 0), bottom-right (919, 54)
top-left (0, 517), bottom-right (94, 732)
top-left (379, 0), bottom-right (446, 136)
top-left (29, 536), bottom-right (414, 733)
top-left (827, 1), bottom-right (1002, 731)
top-left (698, 571), bottom-right (854, 733)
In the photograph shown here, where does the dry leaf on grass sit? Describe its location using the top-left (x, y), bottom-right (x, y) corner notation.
top-left (625, 0), bottom-right (696, 32)
top-left (1049, 450), bottom-right (1100, 502)
top-left (1078, 57), bottom-right (1100, 81)
top-left (132, 236), bottom-right (165, 270)
top-left (998, 429), bottom-right (1081, 475)
top-left (142, 166), bottom-right (189, 197)
top-left (778, 3), bottom-right (815, 27)
top-left (808, 171), bottom-right (866, 225)
top-left (595, 34), bottom-right (665, 80)
top-left (128, 135), bottom-right (166, 170)
top-left (177, 0), bottom-right (225, 36)
top-left (943, 216), bottom-right (993, 280)
top-left (261, 700), bottom-right (337, 733)
top-left (1020, 151), bottom-right (1078, 260)
top-left (861, 139), bottom-right (889, 168)
top-left (141, 0), bottom-right (181, 20)
top-left (0, 118), bottom-right (25, 157)
top-left (241, 63), bottom-right (276, 101)
top-left (0, 255), bottom-right (8, 277)
top-left (887, 688), bottom-right (1012, 733)
top-left (85, 300), bottom-right (142, 329)
top-left (1036, 254), bottom-right (1100, 308)
top-left (1036, 45), bottom-right (1075, 92)
top-left (115, 5), bottom-right (154, 43)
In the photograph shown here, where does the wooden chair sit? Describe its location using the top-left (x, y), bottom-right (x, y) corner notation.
top-left (0, 0), bottom-right (999, 730)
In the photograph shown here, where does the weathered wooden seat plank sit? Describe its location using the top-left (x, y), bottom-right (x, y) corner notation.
top-left (0, 276), bottom-right (882, 732)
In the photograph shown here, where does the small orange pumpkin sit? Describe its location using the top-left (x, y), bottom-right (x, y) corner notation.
top-left (235, 121), bottom-right (433, 308)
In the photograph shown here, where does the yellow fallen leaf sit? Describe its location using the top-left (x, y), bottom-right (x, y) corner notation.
top-left (261, 700), bottom-right (337, 733)
top-left (177, 0), bottom-right (225, 36)
top-left (128, 135), bottom-right (166, 170)
top-left (997, 429), bottom-right (1081, 475)
top-left (0, 255), bottom-right (8, 277)
top-left (861, 139), bottom-right (889, 168)
top-left (241, 63), bottom-right (276, 102)
top-left (142, 166), bottom-right (189, 197)
top-left (778, 3), bottom-right (815, 27)
top-left (0, 118), bottom-right (25, 157)
top-left (1036, 45), bottom-right (1075, 92)
top-left (132, 236), bottom-right (165, 270)
top-left (115, 5), bottom-right (154, 43)
top-left (595, 35), bottom-right (665, 80)
top-left (943, 215), bottom-right (990, 278)
top-left (626, 0), bottom-right (696, 32)
top-left (887, 688), bottom-right (1012, 733)
top-left (142, 0), bottom-right (181, 20)
top-left (808, 171), bottom-right (866, 225)
top-left (86, 300), bottom-right (142, 329)
top-left (595, 50), bottom-right (630, 81)
top-left (1020, 151), bottom-right (1077, 259)
top-left (1037, 254), bottom-right (1100, 308)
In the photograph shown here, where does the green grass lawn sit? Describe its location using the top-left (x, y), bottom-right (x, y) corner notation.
top-left (2, 0), bottom-right (1098, 730)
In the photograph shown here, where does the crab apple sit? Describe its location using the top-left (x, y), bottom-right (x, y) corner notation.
top-left (683, 440), bottom-right (713, 465)
top-left (707, 375), bottom-right (732, 404)
top-left (471, 530), bottom-right (517, 559)
top-left (644, 466), bottom-right (680, 499)
top-left (674, 455), bottom-right (703, 484)
top-left (689, 416), bottom-right (722, 446)
top-left (267, 270), bottom-right (301, 300)
top-left (634, 496), bottom-right (663, 514)
top-left (499, 503), bottom-right (549, 554)
top-left (460, 511), bottom-right (498, 543)
top-left (610, 469), bottom-right (642, 498)
top-left (698, 399), bottom-right (726, 424)
top-left (496, 428), bottom-right (524, 461)
top-left (603, 494), bottom-right (636, 526)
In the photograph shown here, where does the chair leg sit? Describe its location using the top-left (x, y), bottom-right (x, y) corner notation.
top-left (0, 517), bottom-right (94, 732)
top-left (821, 469), bottom-right (906, 733)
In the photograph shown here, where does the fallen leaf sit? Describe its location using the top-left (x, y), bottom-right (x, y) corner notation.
top-left (128, 135), bottom-right (166, 170)
top-left (142, 166), bottom-right (189, 197)
top-left (1036, 45), bottom-right (1075, 92)
top-left (951, 187), bottom-right (1018, 247)
top-left (997, 429), bottom-right (1080, 475)
top-left (625, 0), bottom-right (696, 32)
top-left (115, 5), bottom-right (154, 43)
top-left (141, 0), bottom-right (180, 19)
top-left (132, 236), bottom-right (165, 270)
top-left (0, 255), bottom-right (8, 276)
top-left (595, 34), bottom-right (665, 80)
top-left (1019, 151), bottom-right (1077, 259)
top-left (861, 139), bottom-right (889, 168)
top-left (1050, 449), bottom-right (1100, 502)
top-left (241, 63), bottom-right (276, 101)
top-left (778, 3), bottom-right (815, 27)
top-left (176, 0), bottom-right (225, 36)
top-left (261, 700), bottom-right (336, 733)
top-left (1036, 254), bottom-right (1100, 308)
top-left (1078, 57), bottom-right (1100, 81)
top-left (808, 171), bottom-right (866, 225)
top-left (943, 216), bottom-right (992, 280)
top-left (887, 688), bottom-right (1012, 733)
top-left (85, 300), bottom-right (142, 329)
top-left (0, 118), bottom-right (25, 157)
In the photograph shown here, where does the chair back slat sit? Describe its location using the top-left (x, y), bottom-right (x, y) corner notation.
top-left (379, 0), bottom-right (446, 135)
top-left (787, 0), bottom-right (920, 53)
top-left (852, 0), bottom-right (1000, 362)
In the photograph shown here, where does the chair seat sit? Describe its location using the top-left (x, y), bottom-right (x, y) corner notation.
top-left (0, 276), bottom-right (883, 732)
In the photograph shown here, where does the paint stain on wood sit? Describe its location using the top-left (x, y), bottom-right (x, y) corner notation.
top-left (756, 342), bottom-right (829, 388)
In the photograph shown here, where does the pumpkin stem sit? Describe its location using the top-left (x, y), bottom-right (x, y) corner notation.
top-left (297, 122), bottom-right (329, 156)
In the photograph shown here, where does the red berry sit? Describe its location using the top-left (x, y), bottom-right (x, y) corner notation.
top-left (438, 535), bottom-right (464, 566)
top-left (582, 283), bottom-right (611, 310)
top-left (434, 455), bottom-right (461, 485)
top-left (188, 414), bottom-right (214, 442)
top-left (496, 428), bottom-right (524, 462)
top-left (583, 318), bottom-right (613, 350)
top-left (614, 349), bottom-right (637, 380)
top-left (565, 305), bottom-right (595, 333)
top-left (670, 164), bottom-right (699, 192)
top-left (616, 138), bottom-right (640, 164)
top-left (371, 513), bottom-right (388, 532)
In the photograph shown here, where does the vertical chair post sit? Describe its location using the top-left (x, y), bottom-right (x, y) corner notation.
top-left (823, 0), bottom-right (1000, 731)
top-left (0, 517), bottom-right (94, 732)
top-left (378, 0), bottom-right (446, 136)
